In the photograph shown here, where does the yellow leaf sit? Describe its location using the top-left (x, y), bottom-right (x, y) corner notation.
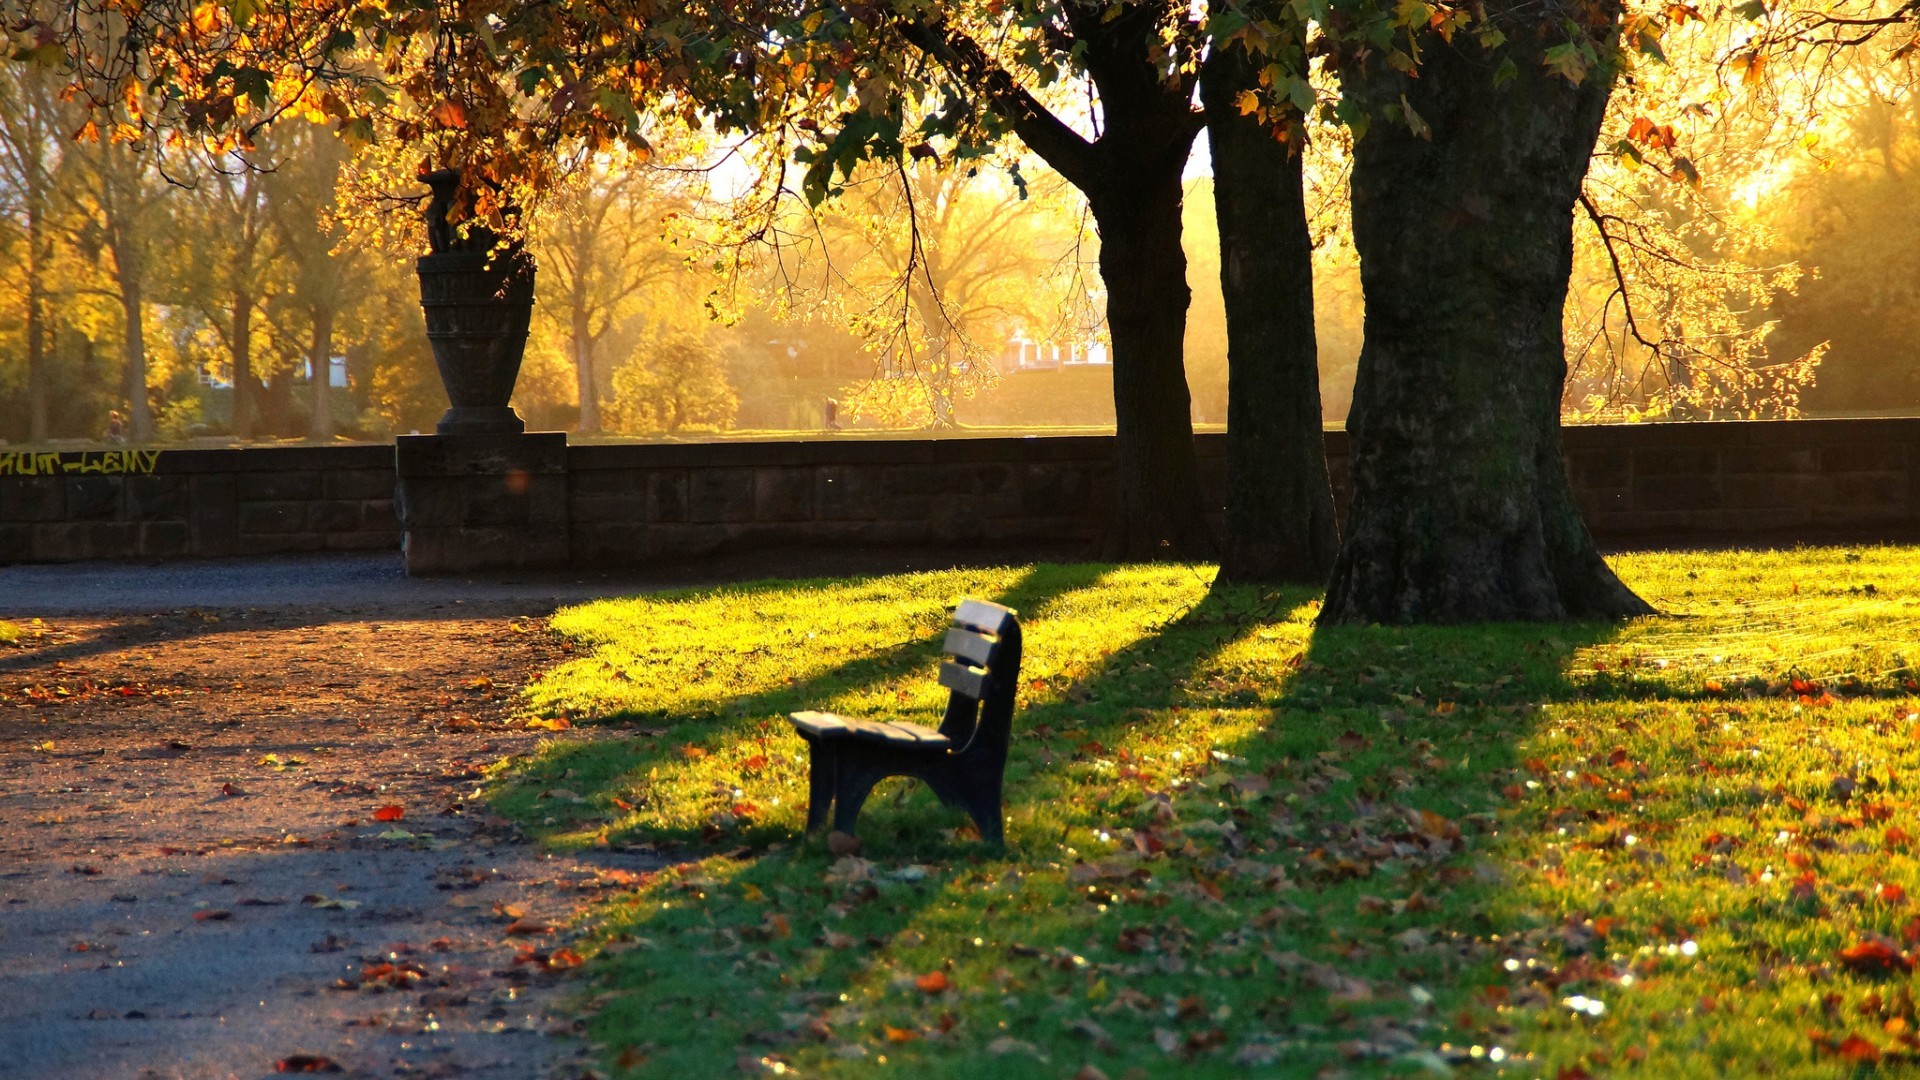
top-left (1235, 89), bottom-right (1261, 117)
top-left (191, 2), bottom-right (220, 34)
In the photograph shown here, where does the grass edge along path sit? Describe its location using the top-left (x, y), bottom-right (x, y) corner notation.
top-left (490, 549), bottom-right (1920, 1078)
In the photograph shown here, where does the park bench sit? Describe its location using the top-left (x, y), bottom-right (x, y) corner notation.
top-left (788, 599), bottom-right (1022, 848)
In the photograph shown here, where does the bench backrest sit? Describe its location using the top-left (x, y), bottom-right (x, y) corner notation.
top-left (936, 599), bottom-right (1022, 754)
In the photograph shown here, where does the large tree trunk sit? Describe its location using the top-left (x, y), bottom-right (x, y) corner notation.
top-left (309, 305), bottom-right (335, 440)
top-left (571, 303), bottom-right (599, 434)
top-left (230, 288), bottom-right (255, 438)
top-left (1087, 167), bottom-right (1216, 561)
top-left (1201, 50), bottom-right (1338, 584)
top-left (1322, 18), bottom-right (1652, 624)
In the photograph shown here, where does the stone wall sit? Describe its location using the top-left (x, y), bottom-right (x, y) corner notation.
top-left (0, 446), bottom-right (397, 563)
top-left (7, 418), bottom-right (1920, 567)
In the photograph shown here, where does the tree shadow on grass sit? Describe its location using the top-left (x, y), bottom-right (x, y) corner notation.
top-left (506, 565), bottom-right (1649, 1076)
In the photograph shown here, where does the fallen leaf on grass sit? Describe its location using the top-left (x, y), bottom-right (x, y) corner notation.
top-left (883, 1025), bottom-right (920, 1043)
top-left (915, 970), bottom-right (950, 993)
top-left (1839, 939), bottom-right (1908, 974)
top-left (372, 805), bottom-right (404, 822)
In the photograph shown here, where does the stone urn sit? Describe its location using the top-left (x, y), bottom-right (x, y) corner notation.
top-left (416, 169), bottom-right (536, 435)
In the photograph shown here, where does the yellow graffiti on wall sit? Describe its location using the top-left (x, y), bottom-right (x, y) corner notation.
top-left (0, 450), bottom-right (163, 477)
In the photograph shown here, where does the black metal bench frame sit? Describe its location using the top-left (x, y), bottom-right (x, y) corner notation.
top-left (788, 599), bottom-right (1022, 846)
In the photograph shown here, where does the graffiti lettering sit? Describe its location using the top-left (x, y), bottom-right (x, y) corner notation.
top-left (0, 450), bottom-right (163, 476)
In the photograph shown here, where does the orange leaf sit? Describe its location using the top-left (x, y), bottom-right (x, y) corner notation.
top-left (504, 918), bottom-right (554, 936)
top-left (193, 909), bottom-right (232, 922)
top-left (430, 100), bottom-right (468, 129)
top-left (883, 1025), bottom-right (921, 1042)
top-left (373, 805), bottom-right (404, 822)
top-left (1879, 883), bottom-right (1907, 904)
top-left (1837, 1033), bottom-right (1882, 1063)
top-left (915, 970), bottom-right (950, 993)
top-left (1838, 940), bottom-right (1902, 972)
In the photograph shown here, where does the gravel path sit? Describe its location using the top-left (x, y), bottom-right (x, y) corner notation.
top-left (0, 585), bottom-right (649, 1080)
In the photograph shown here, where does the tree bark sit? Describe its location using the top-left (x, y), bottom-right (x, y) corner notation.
top-left (117, 273), bottom-right (153, 443)
top-left (896, 5), bottom-right (1215, 560)
top-left (1086, 168), bottom-right (1216, 560)
top-left (571, 303), bottom-right (600, 434)
top-left (230, 288), bottom-right (255, 437)
top-left (1200, 49), bottom-right (1338, 584)
top-left (1322, 18), bottom-right (1652, 623)
top-left (309, 305), bottom-right (335, 441)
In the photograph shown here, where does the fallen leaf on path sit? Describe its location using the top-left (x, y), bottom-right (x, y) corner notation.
top-left (504, 917), bottom-right (554, 936)
top-left (274, 1055), bottom-right (342, 1073)
top-left (373, 805), bottom-right (404, 822)
top-left (192, 909), bottom-right (232, 922)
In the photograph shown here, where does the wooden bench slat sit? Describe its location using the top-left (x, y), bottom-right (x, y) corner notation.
top-left (943, 627), bottom-right (997, 667)
top-left (789, 711), bottom-right (951, 749)
top-left (953, 599), bottom-right (1014, 635)
top-left (938, 659), bottom-right (989, 699)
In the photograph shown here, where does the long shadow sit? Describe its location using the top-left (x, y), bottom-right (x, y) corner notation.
top-left (525, 567), bottom-right (1640, 1076)
top-left (491, 562), bottom-right (1120, 844)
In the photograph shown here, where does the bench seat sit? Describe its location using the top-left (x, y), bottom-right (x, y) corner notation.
top-left (788, 711), bottom-right (953, 750)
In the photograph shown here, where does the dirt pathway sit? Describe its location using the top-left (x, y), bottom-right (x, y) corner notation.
top-left (0, 606), bottom-right (651, 1080)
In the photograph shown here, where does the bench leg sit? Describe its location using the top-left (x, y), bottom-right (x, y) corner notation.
top-left (803, 740), bottom-right (835, 835)
top-left (831, 771), bottom-right (881, 839)
top-left (959, 775), bottom-right (1004, 846)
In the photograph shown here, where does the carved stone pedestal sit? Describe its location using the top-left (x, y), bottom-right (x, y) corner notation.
top-left (394, 432), bottom-right (569, 575)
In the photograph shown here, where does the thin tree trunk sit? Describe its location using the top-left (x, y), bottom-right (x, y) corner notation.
top-left (26, 254), bottom-right (47, 443)
top-left (118, 274), bottom-right (153, 442)
top-left (572, 304), bottom-right (599, 434)
top-left (230, 288), bottom-right (254, 437)
top-left (1322, 17), bottom-right (1651, 623)
top-left (1087, 168), bottom-right (1216, 561)
top-left (309, 305), bottom-right (334, 440)
top-left (1201, 50), bottom-right (1338, 584)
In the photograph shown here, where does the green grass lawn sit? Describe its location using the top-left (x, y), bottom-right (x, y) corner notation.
top-left (493, 548), bottom-right (1920, 1077)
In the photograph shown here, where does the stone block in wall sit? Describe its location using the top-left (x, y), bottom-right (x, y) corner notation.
top-left (641, 523), bottom-right (736, 559)
top-left (572, 523), bottom-right (647, 565)
top-left (754, 468), bottom-right (815, 522)
top-left (32, 521), bottom-right (136, 561)
top-left (0, 477), bottom-right (64, 522)
top-left (1821, 444), bottom-right (1907, 474)
top-left (1813, 472), bottom-right (1906, 511)
top-left (236, 532), bottom-right (324, 556)
top-left (687, 468), bottom-right (754, 523)
top-left (1722, 473), bottom-right (1807, 510)
top-left (0, 522), bottom-right (28, 562)
top-left (138, 521), bottom-right (192, 558)
top-left (64, 476), bottom-right (121, 520)
top-left (1566, 449), bottom-right (1631, 490)
top-left (649, 472), bottom-right (687, 523)
top-left (237, 470), bottom-right (324, 502)
top-left (570, 493), bottom-right (646, 525)
top-left (123, 475), bottom-right (190, 520)
top-left (361, 499), bottom-right (397, 532)
top-left (402, 526), bottom-right (565, 573)
top-left (238, 501), bottom-right (307, 534)
top-left (1632, 475), bottom-right (1722, 512)
top-left (1020, 463), bottom-right (1093, 518)
top-left (326, 531), bottom-right (400, 552)
top-left (188, 474), bottom-right (238, 557)
top-left (397, 432), bottom-right (567, 477)
top-left (393, 475), bottom-right (461, 528)
top-left (1633, 446), bottom-right (1721, 477)
top-left (1733, 447), bottom-right (1817, 474)
top-left (307, 500), bottom-right (366, 534)
top-left (325, 469), bottom-right (399, 501)
top-left (816, 466), bottom-right (888, 521)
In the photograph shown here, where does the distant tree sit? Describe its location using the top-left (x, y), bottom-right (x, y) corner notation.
top-left (0, 63), bottom-right (63, 441)
top-left (608, 336), bottom-right (737, 434)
